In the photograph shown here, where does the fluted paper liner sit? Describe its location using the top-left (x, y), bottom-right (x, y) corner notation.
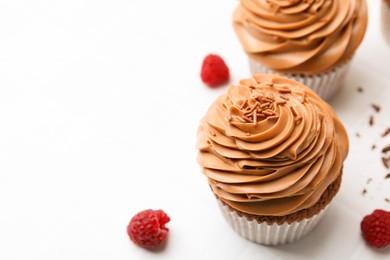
top-left (249, 60), bottom-right (351, 101)
top-left (218, 200), bottom-right (328, 245)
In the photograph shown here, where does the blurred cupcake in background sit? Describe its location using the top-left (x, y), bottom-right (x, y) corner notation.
top-left (382, 0), bottom-right (390, 45)
top-left (232, 0), bottom-right (368, 101)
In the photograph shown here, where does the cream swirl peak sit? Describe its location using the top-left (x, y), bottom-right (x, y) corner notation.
top-left (233, 0), bottom-right (368, 74)
top-left (197, 75), bottom-right (349, 216)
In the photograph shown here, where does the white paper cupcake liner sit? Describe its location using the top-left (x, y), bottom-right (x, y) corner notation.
top-left (382, 0), bottom-right (390, 45)
top-left (249, 60), bottom-right (351, 101)
top-left (218, 201), bottom-right (328, 245)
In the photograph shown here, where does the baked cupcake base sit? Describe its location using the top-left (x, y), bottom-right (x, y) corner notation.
top-left (249, 60), bottom-right (351, 101)
top-left (217, 174), bottom-right (342, 245)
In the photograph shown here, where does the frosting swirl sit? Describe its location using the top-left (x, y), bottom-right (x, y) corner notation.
top-left (196, 75), bottom-right (348, 216)
top-left (233, 0), bottom-right (368, 74)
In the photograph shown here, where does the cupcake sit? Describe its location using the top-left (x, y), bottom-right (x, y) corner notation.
top-left (232, 0), bottom-right (368, 101)
top-left (196, 74), bottom-right (349, 245)
top-left (382, 0), bottom-right (390, 45)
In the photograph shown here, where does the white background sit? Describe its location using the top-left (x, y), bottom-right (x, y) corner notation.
top-left (0, 0), bottom-right (389, 259)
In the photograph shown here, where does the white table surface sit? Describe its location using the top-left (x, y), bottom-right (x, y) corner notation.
top-left (0, 1), bottom-right (389, 259)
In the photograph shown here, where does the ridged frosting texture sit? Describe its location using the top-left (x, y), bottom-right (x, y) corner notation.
top-left (233, 0), bottom-right (368, 74)
top-left (197, 75), bottom-right (349, 216)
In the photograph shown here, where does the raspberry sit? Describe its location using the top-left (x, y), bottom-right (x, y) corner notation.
top-left (201, 54), bottom-right (229, 88)
top-left (127, 209), bottom-right (170, 248)
top-left (360, 209), bottom-right (390, 249)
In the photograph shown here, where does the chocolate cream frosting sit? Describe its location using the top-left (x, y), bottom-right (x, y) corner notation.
top-left (197, 75), bottom-right (349, 216)
top-left (233, 0), bottom-right (368, 74)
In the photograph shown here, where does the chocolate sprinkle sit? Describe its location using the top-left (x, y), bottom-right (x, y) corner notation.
top-left (382, 128), bottom-right (390, 138)
top-left (371, 104), bottom-right (381, 113)
top-left (382, 156), bottom-right (390, 169)
top-left (362, 189), bottom-right (367, 196)
top-left (385, 173), bottom-right (390, 179)
top-left (369, 115), bottom-right (374, 126)
top-left (357, 86), bottom-right (364, 93)
top-left (382, 145), bottom-right (390, 154)
top-left (372, 144), bottom-right (377, 150)
top-left (356, 133), bottom-right (361, 138)
top-left (385, 198), bottom-right (390, 203)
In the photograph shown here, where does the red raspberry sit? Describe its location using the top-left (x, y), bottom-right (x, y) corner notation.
top-left (127, 209), bottom-right (170, 248)
top-left (360, 209), bottom-right (390, 249)
top-left (201, 54), bottom-right (229, 88)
